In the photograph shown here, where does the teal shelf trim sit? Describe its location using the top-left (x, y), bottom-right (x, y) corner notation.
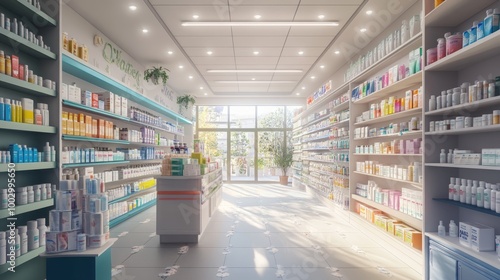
top-left (0, 120), bottom-right (56, 133)
top-left (0, 198), bottom-right (54, 219)
top-left (109, 187), bottom-right (157, 204)
top-left (2, 0), bottom-right (57, 27)
top-left (62, 100), bottom-right (131, 121)
top-left (128, 142), bottom-right (171, 148)
top-left (62, 54), bottom-right (192, 124)
top-left (109, 200), bottom-right (156, 228)
top-left (128, 159), bottom-right (163, 165)
top-left (0, 28), bottom-right (56, 59)
top-left (0, 246), bottom-right (46, 274)
top-left (0, 162), bottom-right (56, 172)
top-left (129, 119), bottom-right (185, 136)
top-left (433, 198), bottom-right (500, 218)
top-left (0, 73), bottom-right (56, 97)
top-left (62, 135), bottom-right (130, 144)
top-left (62, 161), bottom-right (130, 168)
top-left (105, 174), bottom-right (160, 186)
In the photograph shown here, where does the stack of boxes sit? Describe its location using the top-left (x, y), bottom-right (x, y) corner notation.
top-left (459, 222), bottom-right (496, 252)
top-left (62, 111), bottom-right (119, 139)
top-left (61, 83), bottom-right (128, 117)
top-left (82, 177), bottom-right (110, 248)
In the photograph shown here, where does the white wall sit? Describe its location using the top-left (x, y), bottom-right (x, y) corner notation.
top-left (196, 97), bottom-right (305, 106)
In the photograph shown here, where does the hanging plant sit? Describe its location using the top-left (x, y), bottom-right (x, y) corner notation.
top-left (176, 94), bottom-right (196, 109)
top-left (144, 66), bottom-right (170, 85)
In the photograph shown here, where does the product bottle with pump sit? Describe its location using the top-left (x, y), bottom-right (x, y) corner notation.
top-left (449, 220), bottom-right (458, 237)
top-left (449, 177), bottom-right (455, 200)
top-left (466, 180), bottom-right (472, 204)
top-left (472, 181), bottom-right (478, 206)
top-left (454, 178), bottom-right (460, 201)
top-left (484, 183), bottom-right (491, 209)
top-left (438, 221), bottom-right (446, 236)
top-left (460, 179), bottom-right (466, 203)
top-left (477, 181), bottom-right (485, 207)
top-left (440, 149), bottom-right (446, 163)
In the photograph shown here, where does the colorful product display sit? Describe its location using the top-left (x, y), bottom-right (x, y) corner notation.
top-left (0, 142), bottom-right (56, 164)
top-left (356, 161), bottom-right (422, 184)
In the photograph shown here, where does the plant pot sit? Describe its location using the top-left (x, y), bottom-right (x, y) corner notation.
top-left (279, 175), bottom-right (289, 186)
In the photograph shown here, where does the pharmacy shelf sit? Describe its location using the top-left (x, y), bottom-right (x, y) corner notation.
top-left (425, 30), bottom-right (500, 71)
top-left (128, 159), bottom-right (163, 165)
top-left (354, 108), bottom-right (422, 127)
top-left (351, 33), bottom-right (422, 84)
top-left (0, 162), bottom-right (56, 172)
top-left (62, 135), bottom-right (130, 144)
top-left (425, 0), bottom-right (495, 27)
top-left (331, 101), bottom-right (349, 112)
top-left (302, 126), bottom-right (334, 136)
top-left (352, 73), bottom-right (422, 104)
top-left (433, 198), bottom-right (500, 218)
top-left (0, 246), bottom-right (46, 274)
top-left (425, 96), bottom-right (500, 116)
top-left (352, 194), bottom-right (422, 230)
top-left (330, 148), bottom-right (350, 153)
top-left (0, 28), bottom-right (56, 59)
top-left (104, 174), bottom-right (160, 187)
top-left (303, 158), bottom-right (338, 164)
top-left (62, 100), bottom-right (130, 121)
top-left (425, 163), bottom-right (500, 171)
top-left (353, 171), bottom-right (422, 189)
top-left (291, 166), bottom-right (302, 171)
top-left (292, 175), bottom-right (302, 180)
top-left (354, 153), bottom-right (422, 157)
top-left (302, 147), bottom-right (330, 151)
top-left (425, 124), bottom-right (500, 135)
top-left (128, 142), bottom-right (171, 148)
top-left (426, 232), bottom-right (499, 270)
top-left (331, 119), bottom-right (350, 128)
top-left (302, 135), bottom-right (330, 143)
top-left (62, 161), bottom-right (130, 168)
top-left (311, 169), bottom-right (348, 179)
top-left (0, 73), bottom-right (56, 97)
top-left (129, 119), bottom-right (185, 137)
top-left (0, 120), bottom-right (56, 134)
top-left (304, 83), bottom-right (350, 114)
top-left (109, 199), bottom-right (157, 228)
top-left (109, 186), bottom-right (157, 204)
top-left (0, 198), bottom-right (53, 219)
top-left (3, 0), bottom-right (57, 26)
top-left (304, 114), bottom-right (330, 126)
top-left (354, 130), bottom-right (422, 141)
top-left (302, 175), bottom-right (331, 189)
top-left (62, 53), bottom-right (192, 124)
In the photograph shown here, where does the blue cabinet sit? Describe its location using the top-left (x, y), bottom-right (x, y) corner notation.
top-left (428, 239), bottom-right (500, 280)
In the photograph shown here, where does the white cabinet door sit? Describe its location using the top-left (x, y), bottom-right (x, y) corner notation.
top-left (429, 247), bottom-right (457, 280)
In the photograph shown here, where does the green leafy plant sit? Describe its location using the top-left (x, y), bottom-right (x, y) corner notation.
top-left (271, 142), bottom-right (294, 176)
top-left (176, 94), bottom-right (196, 109)
top-left (144, 66), bottom-right (169, 85)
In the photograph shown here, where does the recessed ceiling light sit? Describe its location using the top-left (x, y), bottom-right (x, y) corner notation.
top-left (204, 92), bottom-right (208, 96)
top-left (167, 51), bottom-right (173, 55)
top-left (318, 15), bottom-right (325, 19)
top-left (298, 51), bottom-right (304, 55)
top-left (215, 81), bottom-right (296, 84)
top-left (192, 15), bottom-right (199, 19)
top-left (207, 51), bottom-right (213, 55)
top-left (302, 87), bottom-right (306, 90)
top-left (253, 51), bottom-right (260, 55)
top-left (254, 15), bottom-right (262, 19)
top-left (129, 5), bottom-right (137, 11)
top-left (311, 76), bottom-right (316, 79)
top-left (334, 50), bottom-right (340, 54)
top-left (142, 29), bottom-right (149, 33)
top-left (207, 69), bottom-right (303, 73)
top-left (188, 76), bottom-right (193, 79)
top-left (179, 65), bottom-right (184, 69)
top-left (182, 21), bottom-right (339, 27)
top-left (366, 10), bottom-right (373, 15)
top-left (251, 78), bottom-right (256, 81)
top-left (320, 65), bottom-right (325, 69)
top-left (200, 87), bottom-right (204, 89)
top-left (360, 28), bottom-right (367, 32)
top-left (296, 92), bottom-right (300, 96)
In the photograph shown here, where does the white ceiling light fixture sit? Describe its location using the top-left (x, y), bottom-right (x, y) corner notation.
top-left (207, 51), bottom-right (213, 55)
top-left (320, 65), bottom-right (325, 69)
top-left (167, 51), bottom-right (173, 55)
top-left (254, 15), bottom-right (262, 19)
top-left (301, 87), bottom-right (306, 90)
top-left (251, 78), bottom-right (256, 80)
top-left (129, 5), bottom-right (137, 11)
top-left (298, 51), bottom-right (304, 55)
top-left (179, 65), bottom-right (184, 69)
top-left (204, 93), bottom-right (208, 96)
top-left (142, 29), bottom-right (149, 33)
top-left (182, 21), bottom-right (339, 27)
top-left (193, 15), bottom-right (199, 19)
top-left (366, 10), bottom-right (373, 15)
top-left (311, 76), bottom-right (316, 79)
top-left (360, 28), bottom-right (367, 32)
top-left (188, 76), bottom-right (193, 79)
top-left (296, 92), bottom-right (300, 95)
top-left (207, 69), bottom-right (302, 73)
top-left (215, 81), bottom-right (296, 84)
top-left (318, 15), bottom-right (325, 19)
top-left (334, 50), bottom-right (340, 54)
top-left (200, 86), bottom-right (204, 89)
top-left (253, 51), bottom-right (260, 55)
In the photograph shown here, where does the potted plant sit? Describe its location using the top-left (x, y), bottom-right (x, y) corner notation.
top-left (271, 143), bottom-right (294, 185)
top-left (144, 66), bottom-right (169, 85)
top-left (177, 94), bottom-right (196, 109)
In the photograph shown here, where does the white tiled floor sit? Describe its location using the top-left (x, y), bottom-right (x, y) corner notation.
top-left (110, 184), bottom-right (422, 280)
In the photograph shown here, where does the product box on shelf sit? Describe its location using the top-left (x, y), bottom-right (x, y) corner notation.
top-left (97, 91), bottom-right (115, 113)
top-left (459, 221), bottom-right (472, 247)
top-left (404, 229), bottom-right (422, 250)
top-left (81, 90), bottom-right (92, 107)
top-left (387, 220), bottom-right (403, 235)
top-left (121, 97), bottom-right (128, 117)
top-left (91, 93), bottom-right (99, 108)
top-left (46, 230), bottom-right (78, 253)
top-left (114, 95), bottom-right (122, 116)
top-left (470, 223), bottom-right (495, 252)
top-left (61, 83), bottom-right (69, 100)
top-left (374, 214), bottom-right (389, 231)
top-left (87, 232), bottom-right (110, 248)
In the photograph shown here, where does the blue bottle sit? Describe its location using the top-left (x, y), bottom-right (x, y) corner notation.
top-left (4, 98), bottom-right (11, 122)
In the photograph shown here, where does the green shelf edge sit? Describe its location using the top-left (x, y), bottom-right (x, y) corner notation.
top-left (0, 120), bottom-right (56, 133)
top-left (0, 246), bottom-right (46, 274)
top-left (0, 162), bottom-right (56, 172)
top-left (62, 54), bottom-right (192, 124)
top-left (0, 198), bottom-right (54, 219)
top-left (62, 161), bottom-right (130, 168)
top-left (109, 200), bottom-right (156, 228)
top-left (62, 135), bottom-right (130, 144)
top-left (0, 28), bottom-right (56, 59)
top-left (2, 0), bottom-right (57, 27)
top-left (0, 73), bottom-right (56, 97)
top-left (62, 100), bottom-right (131, 121)
top-left (109, 187), bottom-right (157, 204)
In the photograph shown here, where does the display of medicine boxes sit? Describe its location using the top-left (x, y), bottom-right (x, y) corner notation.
top-left (481, 149), bottom-right (500, 166)
top-left (459, 221), bottom-right (495, 252)
top-left (62, 83), bottom-right (128, 117)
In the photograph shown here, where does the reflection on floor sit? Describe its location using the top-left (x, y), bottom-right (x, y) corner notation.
top-left (110, 184), bottom-right (422, 280)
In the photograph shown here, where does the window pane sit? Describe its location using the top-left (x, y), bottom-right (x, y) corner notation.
top-left (230, 131), bottom-right (254, 181)
top-left (257, 106), bottom-right (285, 128)
top-left (230, 106), bottom-right (256, 128)
top-left (257, 131), bottom-right (284, 182)
top-left (198, 106), bottom-right (228, 128)
top-left (286, 106), bottom-right (303, 128)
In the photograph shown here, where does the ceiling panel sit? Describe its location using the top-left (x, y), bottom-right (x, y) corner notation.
top-left (236, 74), bottom-right (274, 81)
top-left (229, 6), bottom-right (298, 21)
top-left (236, 64), bottom-right (279, 70)
top-left (234, 47), bottom-right (283, 57)
top-left (191, 56), bottom-right (236, 65)
top-left (184, 47), bottom-right (235, 57)
top-left (281, 47), bottom-right (325, 57)
top-left (284, 36), bottom-right (333, 47)
top-left (267, 85), bottom-right (296, 92)
top-left (270, 73), bottom-right (304, 80)
top-left (238, 86), bottom-right (272, 92)
top-left (300, 0), bottom-right (363, 4)
top-left (235, 57), bottom-right (279, 65)
top-left (151, 0), bottom-right (224, 4)
top-left (288, 26), bottom-right (340, 36)
top-left (208, 86), bottom-right (240, 92)
top-left (196, 64), bottom-right (237, 72)
top-left (233, 36), bottom-right (286, 47)
top-left (231, 26), bottom-right (290, 36)
top-left (229, 0), bottom-right (300, 5)
top-left (203, 74), bottom-right (238, 81)
top-left (176, 36), bottom-right (233, 47)
top-left (278, 56), bottom-right (317, 65)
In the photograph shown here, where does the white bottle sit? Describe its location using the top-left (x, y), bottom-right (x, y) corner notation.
top-left (465, 180), bottom-right (472, 204)
top-left (47, 183), bottom-right (52, 199)
top-left (454, 178), bottom-right (460, 201)
top-left (496, 188), bottom-right (500, 214)
top-left (472, 181), bottom-right (478, 206)
top-left (449, 220), bottom-right (458, 237)
top-left (27, 220), bottom-right (39, 251)
top-left (484, 183), bottom-right (491, 209)
top-left (34, 185), bottom-right (41, 202)
top-left (438, 221), bottom-right (446, 236)
top-left (1, 189), bottom-right (7, 208)
top-left (460, 179), bottom-right (466, 203)
top-left (41, 185), bottom-right (47, 200)
top-left (27, 186), bottom-right (34, 204)
top-left (447, 149), bottom-right (453, 164)
top-left (440, 149), bottom-right (446, 163)
top-left (492, 184), bottom-right (499, 212)
top-left (477, 181), bottom-right (485, 207)
top-left (43, 142), bottom-right (50, 162)
top-left (14, 229), bottom-right (20, 257)
top-left (0, 231), bottom-right (6, 265)
top-left (449, 177), bottom-right (455, 200)
top-left (18, 226), bottom-right (28, 255)
top-left (37, 218), bottom-right (46, 246)
top-left (62, 147), bottom-right (69, 164)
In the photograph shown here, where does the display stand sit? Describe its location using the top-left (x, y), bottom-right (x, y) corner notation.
top-left (41, 238), bottom-right (117, 280)
top-left (156, 169), bottom-right (223, 243)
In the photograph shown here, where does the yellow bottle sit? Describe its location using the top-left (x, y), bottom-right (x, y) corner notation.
top-left (0, 51), bottom-right (5, 74)
top-left (11, 100), bottom-right (16, 122)
top-left (17, 101), bottom-right (22, 123)
top-left (5, 55), bottom-right (11, 76)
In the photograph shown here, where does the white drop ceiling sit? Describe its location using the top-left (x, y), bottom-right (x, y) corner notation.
top-left (64, 0), bottom-right (418, 99)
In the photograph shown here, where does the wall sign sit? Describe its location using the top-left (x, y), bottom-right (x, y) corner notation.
top-left (102, 41), bottom-right (142, 88)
